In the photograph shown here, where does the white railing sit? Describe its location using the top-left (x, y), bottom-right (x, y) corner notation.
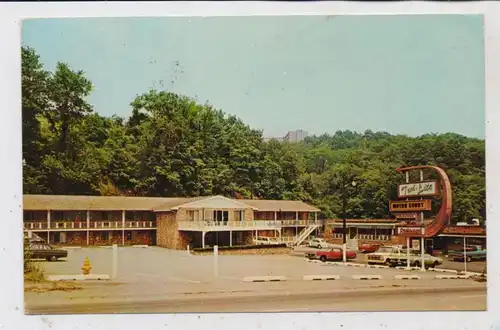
top-left (293, 224), bottom-right (320, 246)
top-left (178, 220), bottom-right (282, 230)
top-left (332, 233), bottom-right (343, 239)
top-left (358, 234), bottom-right (391, 241)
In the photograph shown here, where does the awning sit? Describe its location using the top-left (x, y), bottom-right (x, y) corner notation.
top-left (438, 234), bottom-right (486, 239)
top-left (329, 223), bottom-right (396, 228)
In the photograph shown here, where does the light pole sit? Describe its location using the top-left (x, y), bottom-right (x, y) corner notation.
top-left (342, 179), bottom-right (357, 263)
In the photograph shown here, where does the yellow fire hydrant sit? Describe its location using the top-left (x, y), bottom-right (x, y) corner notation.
top-left (81, 257), bottom-right (92, 275)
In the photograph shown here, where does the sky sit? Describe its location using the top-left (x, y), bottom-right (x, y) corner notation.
top-left (21, 15), bottom-right (485, 139)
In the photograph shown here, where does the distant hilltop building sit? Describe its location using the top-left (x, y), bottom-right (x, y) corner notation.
top-left (264, 129), bottom-right (308, 143)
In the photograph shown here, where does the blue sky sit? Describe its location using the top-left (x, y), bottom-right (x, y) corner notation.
top-left (21, 15), bottom-right (485, 138)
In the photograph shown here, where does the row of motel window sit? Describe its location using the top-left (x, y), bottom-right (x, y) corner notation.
top-left (186, 210), bottom-right (315, 222)
top-left (332, 233), bottom-right (392, 241)
top-left (24, 211), bottom-right (156, 222)
top-left (187, 210), bottom-right (236, 222)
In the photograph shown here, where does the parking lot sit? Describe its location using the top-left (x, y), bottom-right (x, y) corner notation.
top-left (41, 246), bottom-right (477, 285)
top-left (26, 246), bottom-right (485, 309)
top-left (291, 246), bottom-right (487, 273)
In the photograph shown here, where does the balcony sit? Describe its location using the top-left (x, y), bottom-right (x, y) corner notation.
top-left (23, 220), bottom-right (156, 231)
top-left (24, 222), bottom-right (48, 230)
top-left (178, 220), bottom-right (322, 231)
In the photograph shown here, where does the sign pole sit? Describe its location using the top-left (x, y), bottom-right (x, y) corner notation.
top-left (112, 244), bottom-right (118, 279)
top-left (420, 170), bottom-right (425, 272)
top-left (213, 245), bottom-right (219, 278)
top-left (405, 172), bottom-right (410, 269)
top-left (406, 237), bottom-right (410, 269)
top-left (463, 236), bottom-right (467, 273)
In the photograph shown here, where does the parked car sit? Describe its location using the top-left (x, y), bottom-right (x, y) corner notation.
top-left (307, 238), bottom-right (329, 249)
top-left (449, 245), bottom-right (487, 262)
top-left (28, 242), bottom-right (68, 261)
top-left (366, 246), bottom-right (403, 265)
top-left (253, 236), bottom-right (281, 245)
top-left (366, 245), bottom-right (443, 268)
top-left (307, 247), bottom-right (357, 262)
top-left (359, 243), bottom-right (380, 253)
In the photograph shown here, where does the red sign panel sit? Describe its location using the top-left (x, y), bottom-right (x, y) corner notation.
top-left (398, 227), bottom-right (425, 236)
top-left (390, 200), bottom-right (432, 212)
top-left (394, 213), bottom-right (420, 221)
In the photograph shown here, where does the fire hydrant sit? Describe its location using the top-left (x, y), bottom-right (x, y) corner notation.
top-left (81, 257), bottom-right (92, 275)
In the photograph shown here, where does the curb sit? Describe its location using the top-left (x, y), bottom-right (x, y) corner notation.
top-left (394, 275), bottom-right (421, 280)
top-left (46, 274), bottom-right (111, 281)
top-left (351, 275), bottom-right (382, 280)
top-left (307, 259), bottom-right (322, 263)
top-left (61, 246), bottom-right (82, 249)
top-left (429, 268), bottom-right (458, 273)
top-left (435, 274), bottom-right (470, 280)
top-left (345, 263), bottom-right (365, 268)
top-left (132, 245), bottom-right (149, 248)
top-left (395, 266), bottom-right (421, 271)
top-left (366, 265), bottom-right (390, 269)
top-left (303, 275), bottom-right (340, 281)
top-left (243, 276), bottom-right (287, 283)
top-left (99, 246), bottom-right (113, 249)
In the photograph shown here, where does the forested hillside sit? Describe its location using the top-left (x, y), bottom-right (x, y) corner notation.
top-left (21, 46), bottom-right (486, 223)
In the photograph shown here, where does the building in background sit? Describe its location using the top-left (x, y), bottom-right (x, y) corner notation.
top-left (264, 129), bottom-right (309, 143)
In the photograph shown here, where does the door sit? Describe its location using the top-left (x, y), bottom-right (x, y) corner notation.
top-left (60, 232), bottom-right (67, 244)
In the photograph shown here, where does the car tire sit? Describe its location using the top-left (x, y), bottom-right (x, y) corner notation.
top-left (48, 256), bottom-right (58, 262)
top-left (431, 261), bottom-right (439, 268)
top-left (320, 256), bottom-right (327, 262)
top-left (414, 261), bottom-right (421, 268)
top-left (466, 256), bottom-right (472, 263)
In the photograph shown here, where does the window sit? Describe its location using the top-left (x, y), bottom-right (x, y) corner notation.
top-left (52, 211), bottom-right (64, 221)
top-left (101, 212), bottom-right (109, 221)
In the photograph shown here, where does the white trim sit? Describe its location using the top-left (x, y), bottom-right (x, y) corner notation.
top-left (438, 234), bottom-right (486, 238)
top-left (169, 195), bottom-right (258, 211)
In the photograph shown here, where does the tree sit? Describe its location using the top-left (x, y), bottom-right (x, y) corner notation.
top-left (21, 46), bottom-right (486, 224)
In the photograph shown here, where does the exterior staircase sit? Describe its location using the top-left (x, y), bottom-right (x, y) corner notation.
top-left (292, 224), bottom-right (321, 246)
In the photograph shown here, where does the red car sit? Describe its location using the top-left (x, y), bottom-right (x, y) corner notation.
top-left (359, 243), bottom-right (380, 253)
top-left (309, 247), bottom-right (357, 262)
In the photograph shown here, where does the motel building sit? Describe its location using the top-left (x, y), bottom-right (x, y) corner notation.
top-left (324, 218), bottom-right (486, 254)
top-left (23, 195), bottom-right (321, 249)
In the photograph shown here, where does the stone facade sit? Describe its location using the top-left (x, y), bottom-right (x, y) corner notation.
top-left (156, 211), bottom-right (180, 249)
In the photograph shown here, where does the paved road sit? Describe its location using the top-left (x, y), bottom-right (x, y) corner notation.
top-left (26, 286), bottom-right (486, 314)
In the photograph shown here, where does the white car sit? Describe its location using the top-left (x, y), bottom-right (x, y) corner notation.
top-left (307, 238), bottom-right (329, 249)
top-left (253, 237), bottom-right (280, 245)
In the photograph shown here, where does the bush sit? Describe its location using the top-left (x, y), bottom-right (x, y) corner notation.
top-left (23, 238), bottom-right (45, 282)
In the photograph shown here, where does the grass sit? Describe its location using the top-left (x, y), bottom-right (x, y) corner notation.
top-left (24, 262), bottom-right (45, 283)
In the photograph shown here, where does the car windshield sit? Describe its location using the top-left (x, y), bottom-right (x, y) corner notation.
top-left (377, 247), bottom-right (393, 253)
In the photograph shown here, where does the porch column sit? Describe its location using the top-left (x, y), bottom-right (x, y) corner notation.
top-left (314, 212), bottom-right (317, 223)
top-left (295, 211), bottom-right (299, 237)
top-left (202, 231), bottom-right (206, 248)
top-left (274, 211), bottom-right (277, 224)
top-left (374, 228), bottom-right (377, 240)
top-left (47, 210), bottom-right (51, 244)
top-left (229, 230), bottom-right (233, 247)
top-left (121, 210), bottom-right (125, 246)
top-left (86, 210), bottom-right (90, 246)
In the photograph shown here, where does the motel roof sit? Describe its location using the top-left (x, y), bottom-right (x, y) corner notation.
top-left (23, 194), bottom-right (321, 212)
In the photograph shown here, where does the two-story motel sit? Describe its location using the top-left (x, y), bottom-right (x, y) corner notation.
top-left (23, 195), bottom-right (321, 249)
